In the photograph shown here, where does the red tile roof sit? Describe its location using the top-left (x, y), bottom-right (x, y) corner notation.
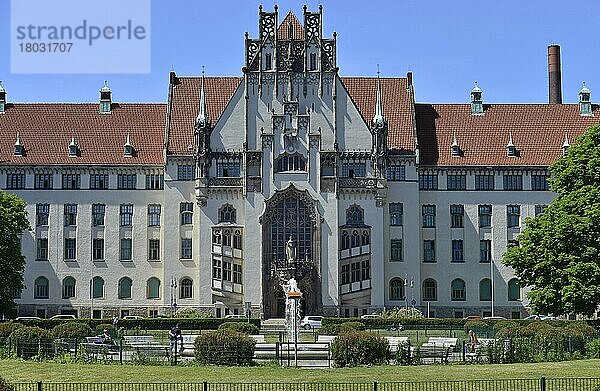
top-left (0, 103), bottom-right (165, 166)
top-left (341, 77), bottom-right (416, 154)
top-left (167, 76), bottom-right (241, 155)
top-left (416, 103), bottom-right (600, 166)
top-left (277, 12), bottom-right (304, 40)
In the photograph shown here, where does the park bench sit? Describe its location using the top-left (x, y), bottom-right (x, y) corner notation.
top-left (250, 335), bottom-right (266, 343)
top-left (414, 344), bottom-right (452, 364)
top-left (80, 336), bottom-right (119, 355)
top-left (316, 335), bottom-right (336, 343)
top-left (385, 336), bottom-right (409, 354)
top-left (123, 335), bottom-right (169, 356)
top-left (179, 334), bottom-right (200, 357)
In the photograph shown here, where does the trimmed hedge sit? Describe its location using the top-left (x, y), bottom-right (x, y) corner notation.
top-left (3, 317), bottom-right (260, 330)
top-left (51, 322), bottom-right (93, 339)
top-left (218, 322), bottom-right (259, 335)
top-left (319, 321), bottom-right (365, 336)
top-left (9, 326), bottom-right (54, 359)
top-left (0, 322), bottom-right (23, 338)
top-left (322, 317), bottom-right (585, 329)
top-left (330, 331), bottom-right (389, 367)
top-left (194, 329), bottom-right (256, 366)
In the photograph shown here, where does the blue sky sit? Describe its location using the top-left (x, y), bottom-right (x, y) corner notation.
top-left (1, 0), bottom-right (598, 104)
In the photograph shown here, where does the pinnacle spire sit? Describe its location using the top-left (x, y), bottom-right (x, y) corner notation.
top-left (196, 66), bottom-right (208, 126)
top-left (451, 130), bottom-right (459, 147)
top-left (562, 132), bottom-right (570, 148)
top-left (506, 132), bottom-right (514, 148)
top-left (373, 65), bottom-right (386, 126)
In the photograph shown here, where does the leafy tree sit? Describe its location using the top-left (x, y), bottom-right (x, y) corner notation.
top-left (0, 191), bottom-right (30, 317)
top-left (503, 125), bottom-right (600, 316)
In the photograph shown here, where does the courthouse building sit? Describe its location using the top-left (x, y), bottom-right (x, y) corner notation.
top-left (1, 6), bottom-right (598, 319)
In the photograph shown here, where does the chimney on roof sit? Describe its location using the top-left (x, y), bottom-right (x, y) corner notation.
top-left (548, 45), bottom-right (562, 104)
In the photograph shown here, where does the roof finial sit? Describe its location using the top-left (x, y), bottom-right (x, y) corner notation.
top-left (196, 66), bottom-right (208, 126)
top-left (125, 132), bottom-right (132, 147)
top-left (101, 80), bottom-right (110, 92)
top-left (373, 65), bottom-right (386, 126)
top-left (507, 131), bottom-right (514, 147)
top-left (15, 132), bottom-right (22, 146)
top-left (562, 131), bottom-right (570, 148)
top-left (451, 130), bottom-right (458, 147)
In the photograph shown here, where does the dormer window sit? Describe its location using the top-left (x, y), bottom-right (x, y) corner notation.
top-left (0, 80), bottom-right (6, 114)
top-left (562, 132), bottom-right (570, 157)
top-left (68, 137), bottom-right (79, 157)
top-left (579, 82), bottom-right (592, 116)
top-left (470, 82), bottom-right (483, 115)
top-left (506, 132), bottom-right (517, 157)
top-left (124, 134), bottom-right (134, 157)
top-left (14, 134), bottom-right (24, 156)
top-left (99, 80), bottom-right (112, 114)
top-left (450, 130), bottom-right (461, 157)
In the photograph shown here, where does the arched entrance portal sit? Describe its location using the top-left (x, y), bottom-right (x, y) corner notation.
top-left (260, 185), bottom-right (322, 318)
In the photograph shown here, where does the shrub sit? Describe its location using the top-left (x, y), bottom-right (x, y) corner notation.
top-left (218, 322), bottom-right (259, 335)
top-left (52, 322), bottom-right (93, 339)
top-left (381, 307), bottom-right (424, 319)
top-left (9, 326), bottom-right (54, 359)
top-left (10, 326), bottom-right (52, 340)
top-left (0, 377), bottom-right (15, 391)
top-left (317, 323), bottom-right (341, 335)
top-left (463, 320), bottom-right (489, 333)
top-left (339, 321), bottom-right (365, 333)
top-left (520, 321), bottom-right (556, 338)
top-left (495, 323), bottom-right (521, 339)
top-left (194, 329), bottom-right (255, 366)
top-left (0, 322), bottom-right (23, 338)
top-left (586, 339), bottom-right (600, 359)
top-left (330, 331), bottom-right (389, 367)
top-left (564, 321), bottom-right (596, 338)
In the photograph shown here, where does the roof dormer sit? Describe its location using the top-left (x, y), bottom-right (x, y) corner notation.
top-left (450, 130), bottom-right (461, 157)
top-left (124, 133), bottom-right (134, 157)
top-left (68, 136), bottom-right (79, 157)
top-left (0, 80), bottom-right (6, 114)
top-left (562, 132), bottom-right (570, 157)
top-left (579, 82), bottom-right (592, 116)
top-left (14, 133), bottom-right (24, 156)
top-left (470, 82), bottom-right (483, 115)
top-left (99, 81), bottom-right (112, 114)
top-left (506, 132), bottom-right (517, 157)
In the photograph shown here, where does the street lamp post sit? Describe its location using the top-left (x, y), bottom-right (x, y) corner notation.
top-left (170, 277), bottom-right (178, 316)
top-left (490, 258), bottom-right (495, 317)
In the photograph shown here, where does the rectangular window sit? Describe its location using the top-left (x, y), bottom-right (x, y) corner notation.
top-left (223, 261), bottom-right (232, 282)
top-left (423, 240), bottom-right (436, 263)
top-left (534, 205), bottom-right (547, 216)
top-left (422, 205), bottom-right (436, 228)
top-left (181, 238), bottom-right (192, 259)
top-left (309, 53), bottom-right (316, 71)
top-left (340, 161), bottom-right (366, 178)
top-left (390, 239), bottom-right (403, 262)
top-left (531, 174), bottom-right (549, 191)
top-left (341, 264), bottom-right (350, 285)
top-left (148, 239), bottom-right (160, 260)
top-left (350, 262), bottom-right (361, 283)
top-left (92, 204), bottom-right (105, 226)
top-left (36, 204), bottom-right (50, 226)
top-left (386, 165), bottom-right (406, 181)
top-left (233, 264), bottom-right (242, 284)
top-left (62, 174), bottom-right (81, 190)
top-left (419, 173), bottom-right (438, 190)
top-left (145, 174), bottom-right (164, 190)
top-left (120, 238), bottom-right (132, 261)
top-left (450, 204), bottom-right (464, 228)
top-left (177, 164), bottom-right (195, 181)
top-left (64, 238), bottom-right (76, 260)
top-left (265, 53), bottom-right (272, 70)
top-left (34, 174), bottom-right (53, 190)
top-left (480, 240), bottom-right (492, 263)
top-left (478, 205), bottom-right (492, 228)
top-left (92, 238), bottom-right (104, 260)
top-left (361, 259), bottom-right (370, 280)
top-left (216, 161), bottom-right (241, 177)
top-left (447, 174), bottom-right (466, 190)
top-left (6, 173), bottom-right (26, 189)
top-left (89, 174), bottom-right (109, 190)
top-left (148, 204), bottom-right (161, 226)
top-left (475, 174), bottom-right (495, 191)
top-left (117, 174), bottom-right (137, 190)
top-left (452, 240), bottom-right (464, 262)
top-left (180, 202), bottom-right (193, 225)
top-left (64, 204), bottom-right (77, 226)
top-left (507, 205), bottom-right (520, 228)
top-left (120, 204), bottom-right (133, 226)
top-left (389, 203), bottom-right (403, 226)
top-left (503, 174), bottom-right (523, 191)
top-left (36, 238), bottom-right (48, 260)
top-left (212, 259), bottom-right (222, 279)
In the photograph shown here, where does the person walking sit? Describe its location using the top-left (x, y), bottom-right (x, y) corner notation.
top-left (169, 323), bottom-right (183, 353)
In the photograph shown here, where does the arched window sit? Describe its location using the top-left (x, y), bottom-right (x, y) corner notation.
top-left (180, 278), bottom-right (193, 299)
top-left (92, 276), bottom-right (104, 299)
top-left (233, 229), bottom-right (242, 250)
top-left (361, 230), bottom-right (370, 246)
top-left (62, 276), bottom-right (76, 299)
top-left (219, 204), bottom-right (236, 223)
top-left (351, 230), bottom-right (360, 248)
top-left (479, 278), bottom-right (492, 301)
top-left (389, 278), bottom-right (405, 300)
top-left (508, 278), bottom-right (521, 301)
top-left (223, 229), bottom-right (232, 246)
top-left (275, 153), bottom-right (306, 172)
top-left (422, 278), bottom-right (437, 301)
top-left (346, 205), bottom-right (364, 225)
top-left (341, 231), bottom-right (350, 250)
top-left (146, 277), bottom-right (161, 299)
top-left (118, 277), bottom-right (132, 299)
top-left (451, 278), bottom-right (466, 301)
top-left (34, 276), bottom-right (49, 299)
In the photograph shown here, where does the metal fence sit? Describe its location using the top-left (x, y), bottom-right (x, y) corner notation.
top-left (10, 380), bottom-right (600, 391)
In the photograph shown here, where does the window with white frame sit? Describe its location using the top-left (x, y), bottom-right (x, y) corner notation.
top-left (386, 164), bottom-right (406, 181)
top-left (120, 204), bottom-right (133, 226)
top-left (148, 239), bottom-right (160, 260)
top-left (117, 174), bottom-right (137, 189)
top-left (148, 204), bottom-right (161, 226)
top-left (34, 174), bottom-right (53, 190)
top-left (181, 238), bottom-right (192, 259)
top-left (478, 205), bottom-right (492, 227)
top-left (216, 160), bottom-right (241, 177)
top-left (34, 277), bottom-right (49, 299)
top-left (233, 264), bottom-right (242, 284)
top-left (6, 173), bottom-right (25, 189)
top-left (423, 240), bottom-right (435, 262)
top-left (92, 238), bottom-right (104, 260)
top-left (219, 204), bottom-right (236, 223)
top-left (275, 153), bottom-right (306, 172)
top-left (419, 173), bottom-right (438, 190)
top-left (145, 174), bottom-right (164, 190)
top-left (452, 240), bottom-right (464, 262)
top-left (36, 238), bottom-right (48, 260)
top-left (480, 240), bottom-right (492, 263)
top-left (475, 174), bottom-right (495, 190)
top-left (177, 164), bottom-right (195, 180)
top-left (451, 278), bottom-right (466, 301)
top-left (64, 238), bottom-right (76, 260)
top-left (447, 174), bottom-right (466, 190)
top-left (180, 278), bottom-right (193, 299)
top-left (62, 174), bottom-right (81, 190)
top-left (390, 239), bottom-right (402, 262)
top-left (120, 238), bottom-right (132, 261)
top-left (503, 174), bottom-right (523, 191)
top-left (36, 204), bottom-right (49, 226)
top-left (450, 204), bottom-right (464, 228)
top-left (89, 174), bottom-right (109, 190)
top-left (180, 202), bottom-right (193, 225)
top-left (340, 160), bottom-right (366, 178)
top-left (62, 277), bottom-right (76, 299)
top-left (531, 174), bottom-right (549, 191)
top-left (389, 278), bottom-right (405, 300)
top-left (92, 204), bottom-right (105, 226)
top-left (422, 278), bottom-right (437, 301)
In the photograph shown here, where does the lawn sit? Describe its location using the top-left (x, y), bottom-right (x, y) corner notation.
top-left (1, 359), bottom-right (599, 383)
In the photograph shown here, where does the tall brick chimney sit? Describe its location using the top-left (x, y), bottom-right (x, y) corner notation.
top-left (548, 45), bottom-right (562, 104)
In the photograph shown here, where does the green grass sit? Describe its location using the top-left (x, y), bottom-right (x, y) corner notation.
top-left (1, 359), bottom-right (599, 383)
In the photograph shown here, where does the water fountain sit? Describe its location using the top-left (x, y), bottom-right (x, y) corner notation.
top-left (283, 277), bottom-right (302, 366)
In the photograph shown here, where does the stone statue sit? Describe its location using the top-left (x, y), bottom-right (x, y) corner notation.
top-left (286, 277), bottom-right (299, 293)
top-left (286, 236), bottom-right (295, 262)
